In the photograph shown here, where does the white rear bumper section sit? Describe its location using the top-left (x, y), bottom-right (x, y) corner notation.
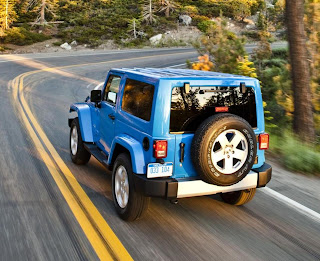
top-left (176, 171), bottom-right (258, 198)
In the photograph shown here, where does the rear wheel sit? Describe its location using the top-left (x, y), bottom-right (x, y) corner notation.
top-left (70, 118), bottom-right (91, 165)
top-left (112, 153), bottom-right (150, 221)
top-left (220, 188), bottom-right (256, 205)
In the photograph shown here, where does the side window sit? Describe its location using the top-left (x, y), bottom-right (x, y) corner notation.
top-left (122, 79), bottom-right (154, 121)
top-left (103, 75), bottom-right (121, 105)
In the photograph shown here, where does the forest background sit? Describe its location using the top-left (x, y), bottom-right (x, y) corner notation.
top-left (0, 0), bottom-right (320, 175)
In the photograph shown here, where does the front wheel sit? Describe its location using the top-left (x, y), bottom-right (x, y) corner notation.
top-left (112, 153), bottom-right (150, 221)
top-left (220, 188), bottom-right (256, 205)
top-left (70, 118), bottom-right (91, 165)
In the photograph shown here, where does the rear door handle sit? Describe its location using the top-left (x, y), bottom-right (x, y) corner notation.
top-left (108, 114), bottom-right (115, 120)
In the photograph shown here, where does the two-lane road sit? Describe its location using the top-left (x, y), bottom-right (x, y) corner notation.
top-left (1, 47), bottom-right (320, 261)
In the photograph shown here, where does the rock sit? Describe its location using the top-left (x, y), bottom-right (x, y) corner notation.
top-left (179, 15), bottom-right (192, 26)
top-left (71, 40), bottom-right (77, 46)
top-left (149, 34), bottom-right (162, 45)
top-left (246, 24), bottom-right (255, 30)
top-left (137, 31), bottom-right (147, 38)
top-left (266, 3), bottom-right (275, 9)
top-left (60, 42), bottom-right (72, 50)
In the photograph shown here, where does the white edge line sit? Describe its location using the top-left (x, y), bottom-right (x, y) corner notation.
top-left (167, 63), bottom-right (188, 68)
top-left (167, 61), bottom-right (197, 68)
top-left (262, 187), bottom-right (320, 223)
top-left (94, 82), bottom-right (104, 90)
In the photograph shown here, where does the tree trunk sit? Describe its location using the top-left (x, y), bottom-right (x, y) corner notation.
top-left (40, 0), bottom-right (46, 25)
top-left (286, 0), bottom-right (315, 142)
top-left (133, 19), bottom-right (136, 39)
top-left (5, 0), bottom-right (9, 29)
top-left (165, 7), bottom-right (169, 18)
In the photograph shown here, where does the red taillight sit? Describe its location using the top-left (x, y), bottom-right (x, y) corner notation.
top-left (153, 140), bottom-right (168, 159)
top-left (215, 106), bottom-right (229, 112)
top-left (259, 133), bottom-right (269, 150)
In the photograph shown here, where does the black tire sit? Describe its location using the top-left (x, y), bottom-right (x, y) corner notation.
top-left (70, 118), bottom-right (91, 165)
top-left (220, 188), bottom-right (256, 205)
top-left (191, 113), bottom-right (257, 186)
top-left (112, 153), bottom-right (150, 221)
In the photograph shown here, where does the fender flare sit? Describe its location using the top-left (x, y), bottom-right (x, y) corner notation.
top-left (69, 103), bottom-right (94, 142)
top-left (109, 134), bottom-right (146, 174)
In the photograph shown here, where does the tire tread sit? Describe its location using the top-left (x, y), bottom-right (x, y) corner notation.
top-left (70, 118), bottom-right (91, 165)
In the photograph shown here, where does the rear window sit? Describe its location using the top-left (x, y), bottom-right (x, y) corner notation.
top-left (170, 86), bottom-right (257, 132)
top-left (122, 79), bottom-right (154, 121)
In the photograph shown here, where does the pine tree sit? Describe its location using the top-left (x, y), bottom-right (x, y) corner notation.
top-left (127, 18), bottom-right (141, 39)
top-left (142, 0), bottom-right (157, 25)
top-left (26, 0), bottom-right (57, 25)
top-left (158, 0), bottom-right (178, 18)
top-left (0, 0), bottom-right (16, 36)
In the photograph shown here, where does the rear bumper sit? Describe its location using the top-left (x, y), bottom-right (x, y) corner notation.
top-left (133, 163), bottom-right (272, 199)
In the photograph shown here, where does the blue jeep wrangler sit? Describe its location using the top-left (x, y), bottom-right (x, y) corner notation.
top-left (69, 68), bottom-right (272, 221)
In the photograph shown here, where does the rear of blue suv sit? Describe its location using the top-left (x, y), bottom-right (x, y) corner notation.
top-left (69, 68), bottom-right (272, 221)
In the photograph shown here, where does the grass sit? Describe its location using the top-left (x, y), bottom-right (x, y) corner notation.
top-left (269, 132), bottom-right (320, 175)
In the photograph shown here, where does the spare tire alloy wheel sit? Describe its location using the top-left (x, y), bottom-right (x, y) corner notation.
top-left (192, 114), bottom-right (257, 186)
top-left (212, 129), bottom-right (248, 175)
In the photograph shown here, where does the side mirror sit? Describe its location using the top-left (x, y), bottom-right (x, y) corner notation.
top-left (91, 90), bottom-right (102, 103)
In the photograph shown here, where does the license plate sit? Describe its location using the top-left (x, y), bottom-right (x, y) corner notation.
top-left (147, 162), bottom-right (173, 178)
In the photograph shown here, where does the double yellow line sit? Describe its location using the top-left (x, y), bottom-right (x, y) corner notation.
top-left (12, 72), bottom-right (132, 260)
top-left (11, 51), bottom-right (195, 260)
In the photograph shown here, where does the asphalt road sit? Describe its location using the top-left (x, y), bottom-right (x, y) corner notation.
top-left (1, 46), bottom-right (320, 261)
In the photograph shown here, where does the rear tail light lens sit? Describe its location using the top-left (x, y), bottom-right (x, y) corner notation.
top-left (215, 106), bottom-right (229, 112)
top-left (259, 133), bottom-right (269, 150)
top-left (153, 140), bottom-right (168, 159)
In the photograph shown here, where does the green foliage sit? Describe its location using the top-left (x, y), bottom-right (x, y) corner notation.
top-left (270, 132), bottom-right (320, 175)
top-left (181, 5), bottom-right (198, 16)
top-left (257, 12), bottom-right (267, 30)
top-left (235, 56), bottom-right (257, 77)
top-left (196, 16), bottom-right (247, 74)
top-left (241, 31), bottom-right (260, 40)
top-left (271, 47), bottom-right (289, 60)
top-left (252, 46), bottom-right (291, 131)
top-left (231, 0), bottom-right (253, 21)
top-left (155, 38), bottom-right (187, 47)
top-left (192, 15), bottom-right (209, 25)
top-left (52, 40), bottom-right (63, 46)
top-left (1, 27), bottom-right (50, 45)
top-left (196, 20), bottom-right (216, 33)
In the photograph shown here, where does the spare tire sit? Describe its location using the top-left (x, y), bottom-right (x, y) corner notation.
top-left (191, 113), bottom-right (257, 186)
